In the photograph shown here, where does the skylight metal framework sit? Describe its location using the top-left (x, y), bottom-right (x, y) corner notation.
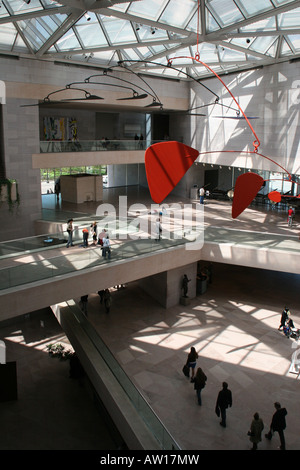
top-left (0, 0), bottom-right (300, 79)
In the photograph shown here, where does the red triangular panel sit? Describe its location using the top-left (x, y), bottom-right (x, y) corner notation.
top-left (232, 172), bottom-right (264, 218)
top-left (145, 141), bottom-right (199, 203)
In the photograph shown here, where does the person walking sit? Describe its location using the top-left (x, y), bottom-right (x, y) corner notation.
top-left (186, 346), bottom-right (198, 382)
top-left (215, 382), bottom-right (232, 428)
top-left (265, 402), bottom-right (287, 450)
top-left (193, 367), bottom-right (207, 405)
top-left (155, 217), bottom-right (162, 241)
top-left (66, 218), bottom-right (74, 248)
top-left (248, 412), bottom-right (264, 450)
top-left (278, 307), bottom-right (290, 330)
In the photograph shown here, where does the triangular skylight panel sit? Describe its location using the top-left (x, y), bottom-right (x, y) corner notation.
top-left (280, 37), bottom-right (293, 55)
top-left (208, 0), bottom-right (244, 27)
top-left (237, 0), bottom-right (274, 17)
top-left (127, 0), bottom-right (167, 21)
top-left (159, 0), bottom-right (198, 29)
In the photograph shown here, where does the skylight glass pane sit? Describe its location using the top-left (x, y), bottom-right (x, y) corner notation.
top-left (278, 9), bottom-right (300, 29)
top-left (265, 38), bottom-right (278, 57)
top-left (206, 10), bottom-right (221, 32)
top-left (121, 48), bottom-right (141, 60)
top-left (287, 34), bottom-right (300, 51)
top-left (240, 17), bottom-right (276, 32)
top-left (208, 0), bottom-right (244, 26)
top-left (86, 50), bottom-right (118, 64)
top-left (41, 0), bottom-right (62, 8)
top-left (128, 0), bottom-right (166, 21)
top-left (236, 0), bottom-right (273, 17)
top-left (6, 0), bottom-right (43, 15)
top-left (250, 36), bottom-right (276, 54)
top-left (229, 37), bottom-right (254, 48)
top-left (160, 0), bottom-right (197, 28)
top-left (185, 11), bottom-right (199, 33)
top-left (280, 37), bottom-right (293, 55)
top-left (219, 47), bottom-right (246, 62)
top-left (137, 27), bottom-right (168, 42)
top-left (0, 23), bottom-right (17, 50)
top-left (0, 2), bottom-right (10, 18)
top-left (13, 34), bottom-right (29, 52)
top-left (149, 44), bottom-right (166, 54)
top-left (272, 0), bottom-right (295, 5)
top-left (108, 3), bottom-right (130, 13)
top-left (56, 30), bottom-right (81, 51)
top-left (17, 17), bottom-right (54, 46)
top-left (169, 47), bottom-right (193, 63)
top-left (75, 23), bottom-right (108, 48)
top-left (101, 17), bottom-right (136, 44)
top-left (40, 15), bottom-right (65, 33)
top-left (193, 43), bottom-right (219, 62)
top-left (135, 46), bottom-right (153, 59)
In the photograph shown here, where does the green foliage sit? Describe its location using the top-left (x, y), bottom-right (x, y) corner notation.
top-left (46, 343), bottom-right (73, 360)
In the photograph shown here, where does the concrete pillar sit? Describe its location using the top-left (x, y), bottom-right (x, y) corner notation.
top-left (139, 262), bottom-right (197, 308)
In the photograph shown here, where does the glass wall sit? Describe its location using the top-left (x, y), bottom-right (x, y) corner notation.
top-left (41, 165), bottom-right (107, 194)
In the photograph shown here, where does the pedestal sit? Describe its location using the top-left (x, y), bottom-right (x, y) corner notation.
top-left (180, 296), bottom-right (191, 306)
top-left (60, 174), bottom-right (103, 203)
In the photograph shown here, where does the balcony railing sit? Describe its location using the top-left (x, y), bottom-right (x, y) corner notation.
top-left (40, 139), bottom-right (163, 153)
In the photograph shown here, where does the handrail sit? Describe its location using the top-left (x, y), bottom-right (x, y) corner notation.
top-left (66, 300), bottom-right (181, 450)
top-left (40, 139), bottom-right (164, 153)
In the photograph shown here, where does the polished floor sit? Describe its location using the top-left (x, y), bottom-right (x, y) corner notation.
top-left (0, 188), bottom-right (300, 451)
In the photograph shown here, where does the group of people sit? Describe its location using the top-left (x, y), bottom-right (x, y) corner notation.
top-left (185, 346), bottom-right (288, 450)
top-left (66, 218), bottom-right (111, 259)
top-left (79, 289), bottom-right (112, 316)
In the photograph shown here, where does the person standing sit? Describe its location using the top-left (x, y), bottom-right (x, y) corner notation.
top-left (215, 382), bottom-right (232, 427)
top-left (199, 186), bottom-right (205, 204)
top-left (186, 347), bottom-right (198, 382)
top-left (82, 228), bottom-right (89, 247)
top-left (98, 289), bottom-right (104, 304)
top-left (66, 218), bottom-right (74, 248)
top-left (265, 402), bottom-right (287, 450)
top-left (155, 217), bottom-right (162, 241)
top-left (104, 289), bottom-right (111, 313)
top-left (102, 234), bottom-right (111, 259)
top-left (90, 221), bottom-right (98, 245)
top-left (80, 295), bottom-right (88, 316)
top-left (194, 367), bottom-right (207, 405)
top-left (248, 412), bottom-right (264, 450)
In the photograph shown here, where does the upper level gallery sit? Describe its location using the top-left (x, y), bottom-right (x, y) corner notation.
top-left (33, 139), bottom-right (158, 168)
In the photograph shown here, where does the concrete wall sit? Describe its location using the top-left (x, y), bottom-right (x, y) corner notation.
top-left (0, 98), bottom-right (41, 242)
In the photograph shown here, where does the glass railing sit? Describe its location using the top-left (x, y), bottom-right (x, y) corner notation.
top-left (40, 139), bottom-right (163, 153)
top-left (66, 300), bottom-right (181, 450)
top-left (0, 224), bottom-right (201, 290)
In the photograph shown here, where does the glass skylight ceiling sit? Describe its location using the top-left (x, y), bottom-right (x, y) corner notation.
top-left (0, 0), bottom-right (300, 79)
